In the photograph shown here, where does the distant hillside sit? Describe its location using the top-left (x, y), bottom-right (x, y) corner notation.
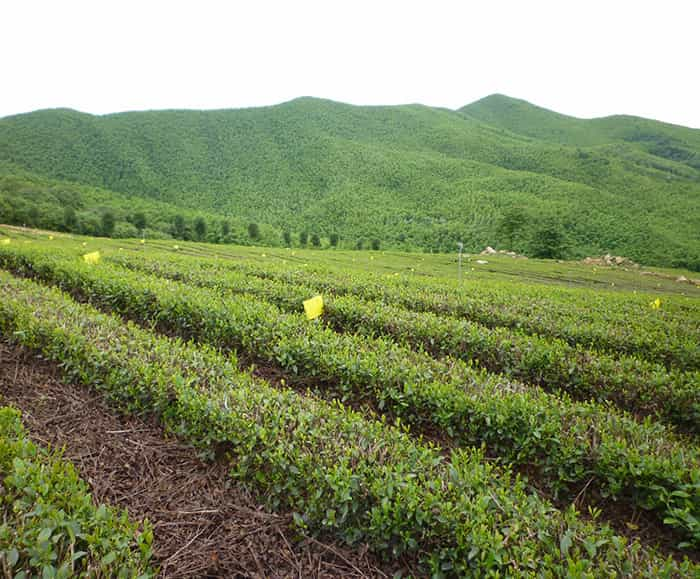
top-left (461, 94), bottom-right (700, 171)
top-left (0, 162), bottom-right (281, 245)
top-left (1, 96), bottom-right (699, 268)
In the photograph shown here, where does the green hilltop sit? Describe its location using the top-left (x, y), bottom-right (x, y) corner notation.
top-left (462, 94), bottom-right (700, 165)
top-left (1, 95), bottom-right (698, 269)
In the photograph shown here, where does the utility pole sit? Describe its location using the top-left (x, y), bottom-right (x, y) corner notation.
top-left (457, 241), bottom-right (464, 282)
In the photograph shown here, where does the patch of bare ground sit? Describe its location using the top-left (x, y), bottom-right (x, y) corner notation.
top-left (0, 341), bottom-right (415, 578)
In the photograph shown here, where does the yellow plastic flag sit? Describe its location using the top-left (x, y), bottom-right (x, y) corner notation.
top-left (1, 238), bottom-right (10, 245)
top-left (173, 244), bottom-right (180, 250)
top-left (48, 235), bottom-right (54, 240)
top-left (140, 239), bottom-right (146, 244)
top-left (650, 298), bottom-right (661, 309)
top-left (82, 251), bottom-right (101, 265)
top-left (303, 295), bottom-right (324, 320)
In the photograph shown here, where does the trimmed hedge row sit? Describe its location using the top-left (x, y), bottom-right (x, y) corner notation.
top-left (0, 406), bottom-right (153, 578)
top-left (0, 271), bottom-right (695, 576)
top-left (1, 246), bottom-right (699, 546)
top-left (112, 253), bottom-right (699, 433)
top-left (196, 250), bottom-right (699, 371)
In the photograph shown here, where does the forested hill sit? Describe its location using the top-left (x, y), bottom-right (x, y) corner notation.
top-left (1, 95), bottom-right (699, 269)
top-left (461, 94), bottom-right (700, 163)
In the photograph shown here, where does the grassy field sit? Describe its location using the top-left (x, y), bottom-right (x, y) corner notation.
top-left (1, 225), bottom-right (699, 576)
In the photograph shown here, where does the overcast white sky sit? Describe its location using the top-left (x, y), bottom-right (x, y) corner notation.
top-left (2, 0), bottom-right (698, 127)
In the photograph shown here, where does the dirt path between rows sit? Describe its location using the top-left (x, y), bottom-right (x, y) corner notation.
top-left (0, 341), bottom-right (412, 578)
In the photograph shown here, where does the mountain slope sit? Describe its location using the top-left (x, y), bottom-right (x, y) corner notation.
top-left (461, 94), bottom-right (700, 172)
top-left (0, 161), bottom-right (281, 244)
top-left (1, 97), bottom-right (699, 268)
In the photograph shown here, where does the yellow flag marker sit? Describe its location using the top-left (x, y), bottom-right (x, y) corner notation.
top-left (140, 239), bottom-right (146, 244)
top-left (1, 238), bottom-right (10, 245)
top-left (82, 251), bottom-right (101, 265)
top-left (173, 245), bottom-right (180, 250)
top-left (303, 295), bottom-right (324, 320)
top-left (48, 235), bottom-right (54, 240)
top-left (649, 297), bottom-right (661, 310)
top-left (82, 242), bottom-right (87, 247)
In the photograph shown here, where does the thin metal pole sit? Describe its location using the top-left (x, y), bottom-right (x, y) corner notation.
top-left (457, 242), bottom-right (463, 282)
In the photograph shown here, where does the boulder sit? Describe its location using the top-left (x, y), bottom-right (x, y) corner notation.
top-left (582, 254), bottom-right (638, 268)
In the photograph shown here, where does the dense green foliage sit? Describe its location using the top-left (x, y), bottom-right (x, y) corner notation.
top-left (107, 250), bottom-right (700, 432)
top-left (462, 94), bottom-right (700, 161)
top-left (2, 242), bottom-right (699, 546)
top-left (0, 163), bottom-right (283, 245)
top-left (0, 273), bottom-right (695, 576)
top-left (1, 96), bottom-right (699, 268)
top-left (0, 407), bottom-right (153, 577)
top-left (173, 248), bottom-right (698, 370)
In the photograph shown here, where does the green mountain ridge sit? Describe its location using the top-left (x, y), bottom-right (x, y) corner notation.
top-left (461, 94), bottom-right (700, 170)
top-left (1, 95), bottom-right (698, 268)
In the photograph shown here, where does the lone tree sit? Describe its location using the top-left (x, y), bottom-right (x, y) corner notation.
top-left (221, 220), bottom-right (231, 240)
top-left (194, 217), bottom-right (207, 241)
top-left (329, 232), bottom-right (339, 247)
top-left (248, 222), bottom-right (260, 240)
top-left (132, 212), bottom-right (147, 232)
top-left (282, 230), bottom-right (292, 246)
top-left (299, 231), bottom-right (309, 246)
top-left (371, 238), bottom-right (381, 251)
top-left (498, 207), bottom-right (528, 249)
top-left (28, 206), bottom-right (40, 227)
top-left (311, 233), bottom-right (321, 247)
top-left (355, 239), bottom-right (364, 250)
top-left (101, 211), bottom-right (116, 237)
top-left (531, 219), bottom-right (566, 259)
top-left (172, 214), bottom-right (186, 239)
top-left (63, 207), bottom-right (78, 232)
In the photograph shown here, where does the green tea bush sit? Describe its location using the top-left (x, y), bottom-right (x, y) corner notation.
top-left (0, 407), bottom-right (153, 577)
top-left (111, 253), bottom-right (699, 432)
top-left (0, 272), bottom-right (695, 576)
top-left (1, 245), bottom-right (698, 545)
